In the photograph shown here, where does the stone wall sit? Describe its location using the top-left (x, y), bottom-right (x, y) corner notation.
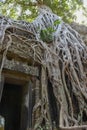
top-left (71, 22), bottom-right (87, 45)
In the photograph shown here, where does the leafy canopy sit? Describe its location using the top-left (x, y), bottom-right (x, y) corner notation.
top-left (0, 0), bottom-right (84, 22)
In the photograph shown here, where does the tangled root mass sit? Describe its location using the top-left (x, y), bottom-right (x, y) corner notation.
top-left (0, 8), bottom-right (87, 130)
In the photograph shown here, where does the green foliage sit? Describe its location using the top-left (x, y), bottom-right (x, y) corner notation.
top-left (54, 19), bottom-right (61, 26)
top-left (40, 19), bottom-right (61, 43)
top-left (40, 29), bottom-right (53, 43)
top-left (0, 0), bottom-right (84, 22)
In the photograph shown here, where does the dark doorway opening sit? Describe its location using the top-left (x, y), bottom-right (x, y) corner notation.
top-left (0, 83), bottom-right (22, 130)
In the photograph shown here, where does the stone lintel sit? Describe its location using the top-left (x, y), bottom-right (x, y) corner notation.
top-left (3, 58), bottom-right (39, 76)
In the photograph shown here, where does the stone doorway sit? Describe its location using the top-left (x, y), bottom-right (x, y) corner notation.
top-left (0, 82), bottom-right (23, 130)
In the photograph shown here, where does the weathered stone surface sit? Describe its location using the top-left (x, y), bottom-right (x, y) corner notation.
top-left (71, 22), bottom-right (87, 45)
top-left (1, 34), bottom-right (43, 63)
top-left (3, 58), bottom-right (39, 76)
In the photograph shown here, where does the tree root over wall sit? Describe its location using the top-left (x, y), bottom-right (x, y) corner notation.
top-left (0, 7), bottom-right (87, 130)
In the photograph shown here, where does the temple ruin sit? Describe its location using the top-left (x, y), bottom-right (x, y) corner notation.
top-left (0, 6), bottom-right (87, 130)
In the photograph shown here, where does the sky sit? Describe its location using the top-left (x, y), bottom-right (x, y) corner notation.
top-left (83, 0), bottom-right (87, 6)
top-left (74, 0), bottom-right (87, 25)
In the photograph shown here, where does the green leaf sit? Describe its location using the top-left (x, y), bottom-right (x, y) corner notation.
top-left (54, 19), bottom-right (61, 26)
